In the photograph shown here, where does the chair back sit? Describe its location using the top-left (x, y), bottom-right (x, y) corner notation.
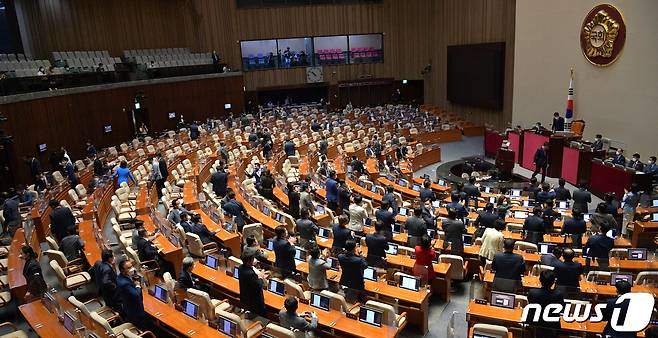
top-left (635, 271), bottom-right (658, 286)
top-left (49, 260), bottom-right (67, 282)
top-left (185, 233), bottom-right (204, 257)
top-left (45, 236), bottom-right (59, 250)
top-left (188, 288), bottom-right (216, 321)
top-left (531, 264), bottom-right (554, 276)
top-left (45, 249), bottom-right (69, 267)
top-left (283, 279), bottom-right (307, 300)
top-left (365, 300), bottom-right (398, 327)
top-left (439, 254), bottom-right (464, 280)
top-left (514, 241), bottom-right (538, 253)
top-left (243, 223), bottom-right (263, 244)
top-left (90, 312), bottom-right (114, 333)
top-left (320, 290), bottom-right (350, 313)
top-left (68, 295), bottom-right (91, 316)
top-left (472, 323), bottom-right (508, 338)
top-left (585, 270), bottom-right (611, 283)
top-left (264, 323), bottom-right (295, 338)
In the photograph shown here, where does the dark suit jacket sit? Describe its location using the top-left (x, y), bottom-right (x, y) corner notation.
top-left (405, 216), bottom-right (427, 237)
top-left (527, 288), bottom-right (564, 330)
top-left (443, 219), bottom-right (466, 255)
top-left (611, 154), bottom-right (626, 166)
top-left (338, 253), bottom-right (368, 290)
top-left (552, 116), bottom-right (565, 132)
top-left (554, 187), bottom-right (571, 201)
top-left (555, 261), bottom-right (582, 288)
top-left (176, 270), bottom-right (195, 290)
top-left (136, 237), bottom-right (158, 262)
top-left (365, 233), bottom-right (387, 259)
top-left (296, 219), bottom-right (317, 242)
top-left (382, 193), bottom-right (398, 213)
top-left (273, 237), bottom-right (296, 275)
top-left (331, 225), bottom-right (353, 249)
top-left (238, 264), bottom-right (266, 316)
top-left (492, 252), bottom-right (525, 281)
top-left (534, 148), bottom-right (548, 167)
top-left (50, 207), bottom-right (76, 241)
top-left (375, 208), bottom-right (395, 238)
top-left (116, 274), bottom-right (146, 325)
top-left (602, 296), bottom-right (637, 338)
top-left (523, 215), bottom-right (545, 243)
top-left (92, 260), bottom-right (119, 308)
top-left (562, 218), bottom-right (586, 235)
top-left (584, 234), bottom-right (614, 259)
top-left (420, 188), bottom-right (436, 202)
top-left (284, 141), bottom-right (296, 157)
top-left (474, 211), bottom-right (498, 229)
top-left (572, 189), bottom-right (591, 213)
top-left (158, 158), bottom-right (168, 179)
top-left (463, 184), bottom-right (481, 198)
top-left (210, 171), bottom-right (228, 196)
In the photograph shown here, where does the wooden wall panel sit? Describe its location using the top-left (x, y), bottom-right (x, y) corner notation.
top-left (2, 75), bottom-right (244, 186)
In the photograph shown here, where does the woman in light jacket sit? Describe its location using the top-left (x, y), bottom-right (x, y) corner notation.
top-left (307, 245), bottom-right (331, 291)
top-left (478, 219), bottom-right (505, 265)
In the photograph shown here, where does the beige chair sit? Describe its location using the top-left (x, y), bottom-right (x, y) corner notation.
top-left (111, 201), bottom-right (136, 223)
top-left (585, 270), bottom-right (611, 283)
top-left (125, 247), bottom-right (159, 274)
top-left (122, 328), bottom-right (157, 338)
top-left (75, 184), bottom-right (88, 199)
top-left (187, 288), bottom-right (231, 321)
top-left (319, 290), bottom-right (360, 315)
top-left (364, 300), bottom-right (407, 328)
top-left (635, 271), bottom-right (658, 286)
top-left (472, 323), bottom-right (509, 338)
top-left (0, 322), bottom-right (28, 338)
top-left (513, 241), bottom-right (537, 253)
top-left (45, 236), bottom-right (59, 250)
top-left (530, 264), bottom-right (554, 276)
top-left (264, 323), bottom-right (295, 338)
top-left (91, 312), bottom-right (138, 337)
top-left (68, 295), bottom-right (120, 323)
top-left (186, 233), bottom-right (218, 258)
top-left (439, 254), bottom-right (465, 281)
top-left (242, 223), bottom-right (263, 244)
top-left (215, 309), bottom-right (264, 338)
top-left (50, 260), bottom-right (91, 293)
top-left (609, 248), bottom-right (628, 259)
top-left (45, 250), bottom-right (84, 275)
top-left (283, 279), bottom-right (311, 300)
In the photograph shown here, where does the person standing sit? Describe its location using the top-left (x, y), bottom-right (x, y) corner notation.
top-left (287, 182), bottom-right (300, 220)
top-left (116, 258), bottom-right (148, 330)
top-left (325, 171), bottom-right (339, 211)
top-left (479, 220), bottom-right (505, 264)
top-left (526, 270), bottom-right (564, 338)
top-left (149, 157), bottom-right (163, 199)
top-left (210, 165), bottom-right (228, 198)
top-left (338, 240), bottom-right (367, 303)
top-left (157, 152), bottom-right (168, 197)
top-left (113, 161), bottom-right (136, 187)
top-left (442, 208), bottom-right (467, 256)
top-left (307, 245), bottom-right (331, 291)
top-left (572, 182), bottom-right (592, 213)
top-left (348, 195), bottom-right (368, 234)
top-left (413, 235), bottom-right (437, 281)
top-left (273, 226), bottom-right (297, 278)
top-left (621, 183), bottom-right (640, 237)
top-left (49, 199), bottom-right (76, 243)
top-left (92, 249), bottom-right (120, 310)
top-left (21, 245), bottom-right (47, 301)
top-left (532, 143), bottom-right (549, 183)
top-left (365, 222), bottom-right (388, 268)
top-left (551, 112), bottom-right (565, 132)
top-left (239, 251), bottom-right (267, 318)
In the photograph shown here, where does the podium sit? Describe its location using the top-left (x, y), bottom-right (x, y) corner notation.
top-left (547, 134), bottom-right (580, 177)
top-left (484, 129), bottom-right (504, 158)
top-left (496, 148), bottom-right (515, 180)
top-left (561, 145), bottom-right (605, 185)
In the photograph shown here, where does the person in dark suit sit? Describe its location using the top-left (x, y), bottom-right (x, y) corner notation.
top-left (243, 235), bottom-right (269, 264)
top-left (551, 112), bottom-right (565, 132)
top-left (295, 209), bottom-right (318, 249)
top-left (562, 209), bottom-right (587, 248)
top-left (627, 153), bottom-right (644, 171)
top-left (365, 222), bottom-right (388, 268)
top-left (462, 177), bottom-right (481, 207)
top-left (532, 143), bottom-right (549, 183)
top-left (526, 270), bottom-right (564, 337)
top-left (331, 215), bottom-right (353, 255)
top-left (492, 239), bottom-right (525, 292)
top-left (406, 207), bottom-right (427, 247)
top-left (420, 199), bottom-right (437, 230)
top-left (209, 166), bottom-right (228, 198)
top-left (238, 251), bottom-right (267, 318)
top-left (611, 148), bottom-right (626, 166)
top-left (592, 134), bottom-right (604, 151)
top-left (189, 214), bottom-right (218, 245)
top-left (442, 208), bottom-right (467, 256)
top-left (375, 201), bottom-right (395, 240)
top-left (189, 122), bottom-right (199, 140)
top-left (350, 156), bottom-right (365, 176)
top-left (279, 297), bottom-right (318, 334)
top-left (646, 156), bottom-right (658, 182)
top-left (541, 200), bottom-right (560, 233)
top-left (325, 171), bottom-right (339, 211)
top-left (135, 228), bottom-right (174, 277)
top-left (116, 258), bottom-right (148, 329)
top-left (584, 230), bottom-right (614, 271)
top-left (590, 202), bottom-right (618, 234)
top-left (60, 228), bottom-right (85, 262)
top-left (601, 280), bottom-right (636, 338)
top-left (523, 207), bottom-right (545, 244)
top-left (24, 156), bottom-right (41, 183)
top-left (177, 257), bottom-right (205, 291)
top-left (49, 199), bottom-right (76, 243)
top-left (536, 183), bottom-right (556, 204)
top-left (21, 245), bottom-right (47, 301)
top-left (338, 240), bottom-right (368, 302)
top-left (284, 139), bottom-right (296, 157)
top-left (555, 248), bottom-right (582, 293)
top-left (382, 185), bottom-right (398, 214)
top-left (474, 203), bottom-right (498, 230)
top-left (446, 192), bottom-right (469, 220)
top-left (156, 152), bottom-right (168, 197)
top-left (222, 191), bottom-right (247, 231)
top-left (540, 246), bottom-right (563, 268)
top-left (92, 249), bottom-right (120, 310)
top-left (572, 182), bottom-right (592, 213)
top-left (419, 180), bottom-right (436, 202)
top-left (273, 226), bottom-right (297, 278)
top-left (553, 178), bottom-right (571, 201)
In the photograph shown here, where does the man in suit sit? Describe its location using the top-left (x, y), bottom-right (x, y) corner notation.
top-left (611, 148), bottom-right (626, 166)
top-left (584, 229), bottom-right (614, 271)
top-left (526, 270), bottom-right (564, 338)
top-left (49, 199), bottom-right (76, 243)
top-left (602, 280), bottom-right (637, 338)
top-left (627, 153), bottom-right (644, 171)
top-left (179, 212), bottom-right (193, 233)
top-left (60, 228), bottom-right (85, 262)
top-left (273, 226), bottom-right (297, 278)
top-left (338, 240), bottom-right (368, 302)
top-left (116, 258), bottom-right (148, 329)
top-left (474, 203), bottom-right (498, 235)
top-left (92, 249), bottom-right (120, 310)
top-left (555, 248), bottom-right (582, 293)
top-left (463, 177), bottom-right (481, 207)
top-left (24, 156), bottom-right (41, 183)
top-left (492, 239), bottom-right (525, 292)
top-left (189, 214), bottom-right (218, 244)
top-left (243, 235), bottom-right (269, 264)
top-left (167, 198), bottom-right (189, 225)
top-left (189, 122), bottom-right (199, 140)
top-left (420, 199), bottom-right (437, 231)
top-left (551, 112), bottom-right (565, 132)
top-left (331, 215), bottom-right (353, 255)
top-left (523, 207), bottom-right (545, 244)
top-left (572, 182), bottom-right (592, 213)
top-left (536, 183), bottom-right (556, 203)
top-left (365, 222), bottom-right (388, 268)
top-left (532, 143), bottom-right (549, 183)
top-left (318, 136), bottom-right (328, 156)
top-left (562, 209), bottom-right (587, 248)
top-left (238, 251), bottom-right (267, 318)
top-left (210, 165), bottom-right (228, 198)
top-left (540, 246), bottom-right (563, 268)
top-left (419, 180), bottom-right (436, 202)
top-left (296, 209), bottom-right (318, 249)
top-left (325, 171), bottom-right (339, 211)
top-left (284, 138), bottom-right (296, 157)
top-left (157, 152), bottom-right (168, 195)
top-left (135, 228), bottom-right (174, 277)
top-left (590, 202), bottom-right (618, 234)
top-left (382, 185), bottom-right (398, 214)
top-left (350, 156), bottom-right (365, 176)
top-left (554, 178), bottom-right (572, 201)
top-left (446, 192), bottom-right (469, 220)
top-left (221, 190), bottom-right (247, 231)
top-left (279, 297), bottom-right (318, 334)
top-left (406, 207), bottom-right (427, 248)
top-left (592, 134), bottom-right (604, 151)
top-left (177, 256), bottom-right (202, 291)
top-left (442, 208), bottom-right (467, 256)
top-left (375, 201), bottom-right (395, 240)
top-left (646, 156), bottom-right (658, 182)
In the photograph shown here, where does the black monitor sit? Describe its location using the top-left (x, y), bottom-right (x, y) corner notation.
top-left (37, 143), bottom-right (47, 153)
top-left (392, 223), bottom-right (401, 234)
top-left (399, 274), bottom-right (420, 291)
top-left (385, 243), bottom-right (398, 255)
top-left (294, 247), bottom-right (307, 261)
top-left (432, 200), bottom-right (442, 208)
top-left (266, 239), bottom-right (274, 251)
top-left (488, 196), bottom-right (497, 204)
top-left (491, 291), bottom-right (515, 309)
top-left (315, 204), bottom-right (325, 214)
top-left (397, 179), bottom-right (406, 187)
top-left (652, 199), bottom-right (658, 208)
top-left (513, 210), bottom-right (529, 219)
top-left (326, 257), bottom-right (340, 271)
top-left (217, 316), bottom-right (238, 337)
top-left (318, 227), bottom-right (331, 238)
top-left (363, 267), bottom-right (377, 281)
top-left (611, 272), bottom-right (633, 286)
top-left (205, 255), bottom-right (219, 269)
top-left (153, 284), bottom-right (169, 303)
top-left (438, 179), bottom-right (446, 186)
top-left (538, 242), bottom-right (556, 255)
top-left (358, 307), bottom-right (383, 327)
top-left (181, 299), bottom-right (200, 319)
top-left (232, 266), bottom-right (240, 279)
top-left (274, 213), bottom-right (283, 222)
top-left (510, 189), bottom-right (522, 197)
top-left (63, 311), bottom-right (77, 334)
top-left (262, 206), bottom-right (270, 216)
top-left (268, 279), bottom-right (285, 296)
top-left (557, 200), bottom-right (570, 209)
top-left (370, 185), bottom-right (378, 193)
top-left (628, 248), bottom-right (647, 260)
top-left (462, 234), bottom-right (473, 246)
top-left (310, 292), bottom-right (331, 311)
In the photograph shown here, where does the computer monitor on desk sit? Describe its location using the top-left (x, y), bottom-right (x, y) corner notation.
top-left (204, 255), bottom-right (219, 269)
top-left (181, 299), bottom-right (200, 319)
top-left (385, 243), bottom-right (398, 255)
top-left (628, 248), bottom-right (647, 260)
top-left (359, 307), bottom-right (383, 327)
top-left (557, 201), bottom-right (570, 210)
top-left (310, 292), bottom-right (331, 311)
top-left (326, 257), bottom-right (340, 271)
top-left (318, 227), bottom-right (331, 238)
top-left (611, 273), bottom-right (633, 286)
top-left (399, 274), bottom-right (421, 291)
top-left (218, 316), bottom-right (238, 337)
top-left (412, 184), bottom-right (421, 192)
top-left (651, 212), bottom-right (658, 222)
top-left (522, 199), bottom-right (535, 207)
top-left (153, 284), bottom-right (169, 303)
top-left (510, 189), bottom-right (522, 197)
top-left (363, 267), bottom-right (377, 281)
top-left (538, 242), bottom-right (556, 255)
top-left (294, 247), bottom-right (307, 261)
top-left (491, 291), bottom-right (515, 309)
top-left (63, 311), bottom-right (77, 334)
top-left (652, 199), bottom-right (658, 208)
top-left (268, 279), bottom-right (285, 296)
top-left (399, 207), bottom-right (408, 216)
top-left (513, 210), bottom-right (529, 219)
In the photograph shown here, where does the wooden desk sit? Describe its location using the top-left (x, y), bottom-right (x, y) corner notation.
top-left (631, 221), bottom-right (658, 248)
top-left (78, 220), bottom-right (102, 265)
top-left (137, 215), bottom-right (184, 276)
top-left (412, 177), bottom-right (450, 194)
top-left (192, 263), bottom-right (399, 337)
top-left (19, 300), bottom-right (75, 338)
top-left (142, 290), bottom-right (228, 337)
top-left (135, 185), bottom-right (150, 215)
top-left (183, 181), bottom-right (200, 210)
top-left (408, 147), bottom-right (441, 171)
top-left (193, 209), bottom-right (241, 256)
top-left (377, 177), bottom-right (419, 199)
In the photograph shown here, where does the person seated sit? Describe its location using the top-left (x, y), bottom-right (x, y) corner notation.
top-left (167, 199), bottom-right (189, 225)
top-left (523, 207), bottom-right (545, 244)
top-left (627, 153), bottom-right (644, 171)
top-left (135, 228), bottom-right (174, 277)
top-left (611, 148), bottom-right (626, 166)
top-left (190, 213), bottom-right (218, 245)
top-left (177, 256), bottom-right (207, 292)
top-left (279, 296), bottom-right (318, 334)
top-left (419, 180), bottom-right (436, 202)
top-left (536, 183), bottom-right (556, 204)
top-left (60, 227), bottom-right (85, 263)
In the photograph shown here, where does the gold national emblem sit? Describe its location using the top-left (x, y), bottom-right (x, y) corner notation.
top-left (580, 4), bottom-right (626, 67)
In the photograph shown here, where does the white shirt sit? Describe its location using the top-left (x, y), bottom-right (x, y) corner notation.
top-left (348, 204), bottom-right (368, 232)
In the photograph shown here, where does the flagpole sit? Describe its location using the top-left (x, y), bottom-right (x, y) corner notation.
top-left (565, 68), bottom-right (574, 131)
